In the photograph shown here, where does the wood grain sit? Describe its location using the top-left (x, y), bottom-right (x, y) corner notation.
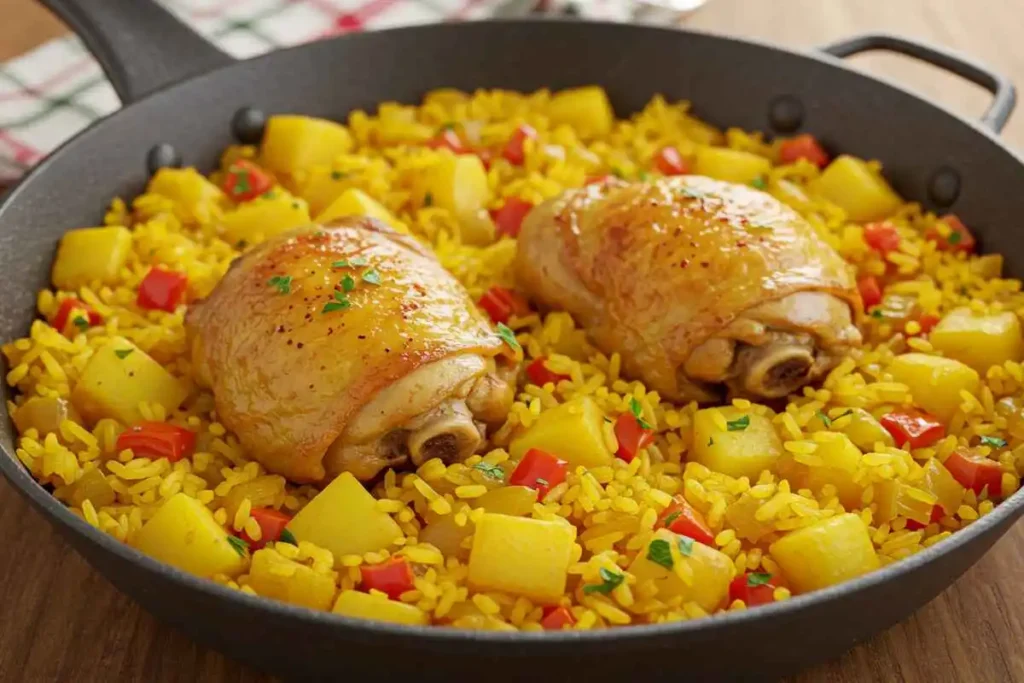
top-left (1, 0), bottom-right (1023, 681)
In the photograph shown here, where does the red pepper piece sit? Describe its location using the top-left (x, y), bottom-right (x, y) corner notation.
top-left (508, 448), bottom-right (567, 500)
top-left (490, 197), bottom-right (534, 238)
top-left (905, 505), bottom-right (944, 531)
top-left (241, 507), bottom-right (293, 550)
top-left (360, 557), bottom-right (415, 600)
top-left (137, 267), bottom-right (189, 312)
top-left (863, 222), bottom-right (901, 254)
top-left (728, 573), bottom-right (778, 606)
top-left (943, 448), bottom-right (1004, 497)
top-left (614, 412), bottom-right (654, 463)
top-left (525, 357), bottom-right (569, 386)
top-left (656, 496), bottom-right (715, 546)
top-left (778, 134), bottom-right (829, 168)
top-left (879, 410), bottom-right (945, 449)
top-left (116, 421), bottom-right (196, 462)
top-left (52, 297), bottom-right (103, 335)
top-left (654, 145), bottom-right (691, 176)
top-left (540, 605), bottom-right (576, 630)
top-left (427, 129), bottom-right (468, 154)
top-left (857, 276), bottom-right (882, 310)
top-left (927, 215), bottom-right (975, 253)
top-left (222, 159), bottom-right (273, 202)
top-left (502, 124), bottom-right (537, 166)
top-left (477, 286), bottom-right (529, 325)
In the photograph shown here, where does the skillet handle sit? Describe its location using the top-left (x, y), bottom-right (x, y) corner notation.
top-left (38, 0), bottom-right (233, 105)
top-left (819, 33), bottom-right (1017, 134)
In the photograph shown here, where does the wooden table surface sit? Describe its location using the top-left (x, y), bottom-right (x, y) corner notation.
top-left (2, 0), bottom-right (1024, 681)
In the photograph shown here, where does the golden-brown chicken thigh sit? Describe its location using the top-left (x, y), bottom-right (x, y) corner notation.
top-left (515, 176), bottom-right (862, 402)
top-left (187, 218), bottom-right (516, 484)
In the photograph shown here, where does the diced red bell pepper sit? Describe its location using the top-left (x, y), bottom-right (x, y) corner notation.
top-left (857, 276), bottom-right (882, 310)
top-left (585, 175), bottom-right (614, 185)
top-left (904, 504), bottom-right (944, 530)
top-left (525, 357), bottom-right (570, 386)
top-left (490, 197), bottom-right (534, 239)
top-left (241, 507), bottom-right (293, 550)
top-left (911, 314), bottom-right (941, 336)
top-left (863, 222), bottom-right (901, 254)
top-left (614, 412), bottom-right (654, 463)
top-left (360, 557), bottom-right (415, 600)
top-left (502, 124), bottom-right (538, 166)
top-left (778, 134), bottom-right (830, 168)
top-left (654, 145), bottom-right (690, 176)
top-left (475, 148), bottom-right (494, 170)
top-left (222, 159), bottom-right (273, 202)
top-left (51, 297), bottom-right (103, 335)
top-left (879, 410), bottom-right (945, 449)
top-left (137, 267), bottom-right (189, 312)
top-left (426, 129), bottom-right (468, 154)
top-left (508, 448), bottom-right (567, 500)
top-left (540, 605), bottom-right (576, 630)
top-left (943, 448), bottom-right (1004, 497)
top-left (656, 496), bottom-right (715, 546)
top-left (477, 286), bottom-right (529, 325)
top-left (728, 573), bottom-right (778, 606)
top-left (927, 214), bottom-right (976, 254)
top-left (116, 421), bottom-right (196, 462)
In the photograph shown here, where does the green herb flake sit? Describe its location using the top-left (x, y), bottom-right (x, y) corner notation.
top-left (638, 171), bottom-right (650, 181)
top-left (647, 538), bottom-right (674, 569)
top-left (312, 230), bottom-right (326, 238)
top-left (947, 230), bottom-right (963, 245)
top-left (227, 535), bottom-right (249, 557)
top-left (278, 529), bottom-right (298, 546)
top-left (583, 567), bottom-right (625, 595)
top-left (726, 415), bottom-right (750, 432)
top-left (261, 190), bottom-right (276, 199)
top-left (871, 309), bottom-right (884, 319)
top-left (72, 316), bottom-right (89, 331)
top-left (751, 177), bottom-right (767, 190)
top-left (662, 510), bottom-right (682, 528)
top-left (611, 167), bottom-right (626, 179)
top-left (232, 172), bottom-right (251, 197)
top-left (496, 322), bottom-right (520, 351)
top-left (332, 259), bottom-right (350, 269)
top-left (351, 256), bottom-right (369, 267)
top-left (114, 348), bottom-right (134, 359)
top-left (746, 572), bottom-right (773, 587)
top-left (473, 462), bottom-right (506, 482)
top-left (322, 296), bottom-right (351, 314)
top-left (708, 437), bottom-right (714, 447)
top-left (362, 269), bottom-right (382, 286)
top-left (330, 170), bottom-right (346, 180)
top-left (424, 192), bottom-right (434, 207)
top-left (341, 274), bottom-right (356, 293)
top-left (834, 409), bottom-right (855, 422)
top-left (677, 535), bottom-right (694, 557)
top-left (980, 435), bottom-right (1007, 448)
top-left (817, 410), bottom-right (832, 428)
top-left (628, 396), bottom-right (652, 430)
top-left (268, 274), bottom-right (292, 295)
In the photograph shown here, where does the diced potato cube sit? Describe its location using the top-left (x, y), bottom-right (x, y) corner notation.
top-left (627, 529), bottom-right (734, 612)
top-left (837, 408), bottom-right (894, 452)
top-left (930, 307), bottom-right (1023, 373)
top-left (286, 472), bottom-right (402, 559)
top-left (415, 154), bottom-right (490, 222)
top-left (471, 485), bottom-right (537, 517)
top-left (332, 590), bottom-right (428, 626)
top-left (694, 147), bottom-right (772, 185)
top-left (315, 188), bottom-right (399, 228)
top-left (261, 115), bottom-right (353, 176)
top-left (468, 513), bottom-right (576, 603)
top-left (804, 433), bottom-right (864, 508)
top-left (921, 458), bottom-right (964, 516)
top-left (895, 484), bottom-right (937, 525)
top-left (147, 167), bottom-right (227, 222)
top-left (508, 396), bottom-right (613, 468)
top-left (808, 155), bottom-right (901, 222)
top-left (872, 479), bottom-right (899, 524)
top-left (51, 226), bottom-right (133, 290)
top-left (724, 494), bottom-right (774, 542)
top-left (691, 406), bottom-right (782, 479)
top-left (133, 493), bottom-right (246, 578)
top-left (248, 548), bottom-right (337, 611)
top-left (69, 466), bottom-right (116, 508)
top-left (888, 353), bottom-right (980, 420)
top-left (769, 513), bottom-right (880, 593)
top-left (548, 86), bottom-right (614, 138)
top-left (418, 515), bottom-right (473, 561)
top-left (220, 192), bottom-right (311, 245)
top-left (12, 396), bottom-right (79, 436)
top-left (71, 337), bottom-right (187, 425)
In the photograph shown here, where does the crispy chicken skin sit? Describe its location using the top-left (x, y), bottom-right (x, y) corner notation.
top-left (515, 176), bottom-right (862, 402)
top-left (187, 218), bottom-right (516, 484)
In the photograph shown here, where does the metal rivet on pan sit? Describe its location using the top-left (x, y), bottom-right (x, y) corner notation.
top-left (928, 167), bottom-right (961, 207)
top-left (767, 95), bottom-right (804, 133)
top-left (146, 143), bottom-right (181, 175)
top-left (232, 106), bottom-right (267, 145)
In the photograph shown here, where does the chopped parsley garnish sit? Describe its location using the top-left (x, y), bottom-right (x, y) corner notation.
top-left (72, 316), bottom-right (89, 331)
top-left (817, 410), bottom-right (832, 428)
top-left (473, 462), bottom-right (506, 482)
top-left (834, 409), bottom-right (855, 421)
top-left (424, 192), bottom-right (434, 207)
top-left (362, 269), bottom-right (382, 286)
top-left (582, 567), bottom-right (624, 595)
top-left (322, 291), bottom-right (352, 313)
top-left (647, 538), bottom-right (673, 569)
top-left (726, 415), bottom-right (750, 432)
top-left (708, 437), bottom-right (714, 447)
top-left (611, 167), bottom-right (626, 179)
top-left (677, 535), bottom-right (694, 557)
top-left (495, 322), bottom-right (520, 350)
top-left (638, 171), bottom-right (650, 181)
top-left (278, 529), bottom-right (298, 546)
top-left (268, 274), bottom-right (292, 294)
top-left (746, 572), bottom-right (773, 587)
top-left (351, 257), bottom-right (368, 267)
top-left (750, 177), bottom-right (767, 189)
top-left (628, 396), bottom-right (652, 430)
top-left (330, 170), bottom-right (346, 180)
top-left (662, 510), bottom-right (682, 527)
top-left (980, 435), bottom-right (1007, 448)
top-left (947, 230), bottom-right (963, 245)
top-left (871, 309), bottom-right (884, 319)
top-left (312, 230), bottom-right (326, 238)
top-left (261, 190), bottom-right (276, 199)
top-left (341, 274), bottom-right (356, 292)
top-left (114, 348), bottom-right (134, 359)
top-left (227, 535), bottom-right (249, 557)
top-left (232, 173), bottom-right (251, 197)
top-left (332, 260), bottom-right (351, 268)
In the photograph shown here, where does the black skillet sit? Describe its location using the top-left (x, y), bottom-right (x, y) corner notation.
top-left (2, 1), bottom-right (1022, 680)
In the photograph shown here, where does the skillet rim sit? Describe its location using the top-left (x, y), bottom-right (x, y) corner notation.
top-left (1, 18), bottom-right (1022, 646)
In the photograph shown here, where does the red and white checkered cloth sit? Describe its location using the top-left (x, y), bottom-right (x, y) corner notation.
top-left (0, 0), bottom-right (645, 184)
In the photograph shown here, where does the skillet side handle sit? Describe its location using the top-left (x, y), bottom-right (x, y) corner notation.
top-left (820, 33), bottom-right (1017, 134)
top-left (38, 0), bottom-right (234, 105)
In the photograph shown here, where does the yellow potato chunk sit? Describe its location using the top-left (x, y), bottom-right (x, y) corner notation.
top-left (471, 485), bottom-right (537, 517)
top-left (133, 493), bottom-right (246, 578)
top-left (12, 396), bottom-right (78, 436)
top-left (332, 590), bottom-right (428, 626)
top-left (809, 155), bottom-right (901, 222)
top-left (508, 396), bottom-right (613, 468)
top-left (691, 406), bottom-right (782, 479)
top-left (415, 154), bottom-right (490, 222)
top-left (71, 337), bottom-right (187, 425)
top-left (888, 352), bottom-right (980, 420)
top-left (248, 548), bottom-right (337, 611)
top-left (261, 115), bottom-right (353, 176)
top-left (148, 167), bottom-right (226, 222)
top-left (468, 513), bottom-right (576, 603)
top-left (930, 307), bottom-right (1023, 373)
top-left (694, 147), bottom-right (771, 185)
top-left (804, 433), bottom-right (864, 509)
top-left (769, 513), bottom-right (880, 593)
top-left (836, 408), bottom-right (894, 452)
top-left (315, 188), bottom-right (399, 227)
top-left (921, 458), bottom-right (964, 516)
top-left (51, 226), bottom-right (133, 290)
top-left (548, 86), bottom-right (614, 138)
top-left (286, 472), bottom-right (402, 559)
top-left (627, 529), bottom-right (734, 612)
top-left (220, 192), bottom-right (311, 245)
